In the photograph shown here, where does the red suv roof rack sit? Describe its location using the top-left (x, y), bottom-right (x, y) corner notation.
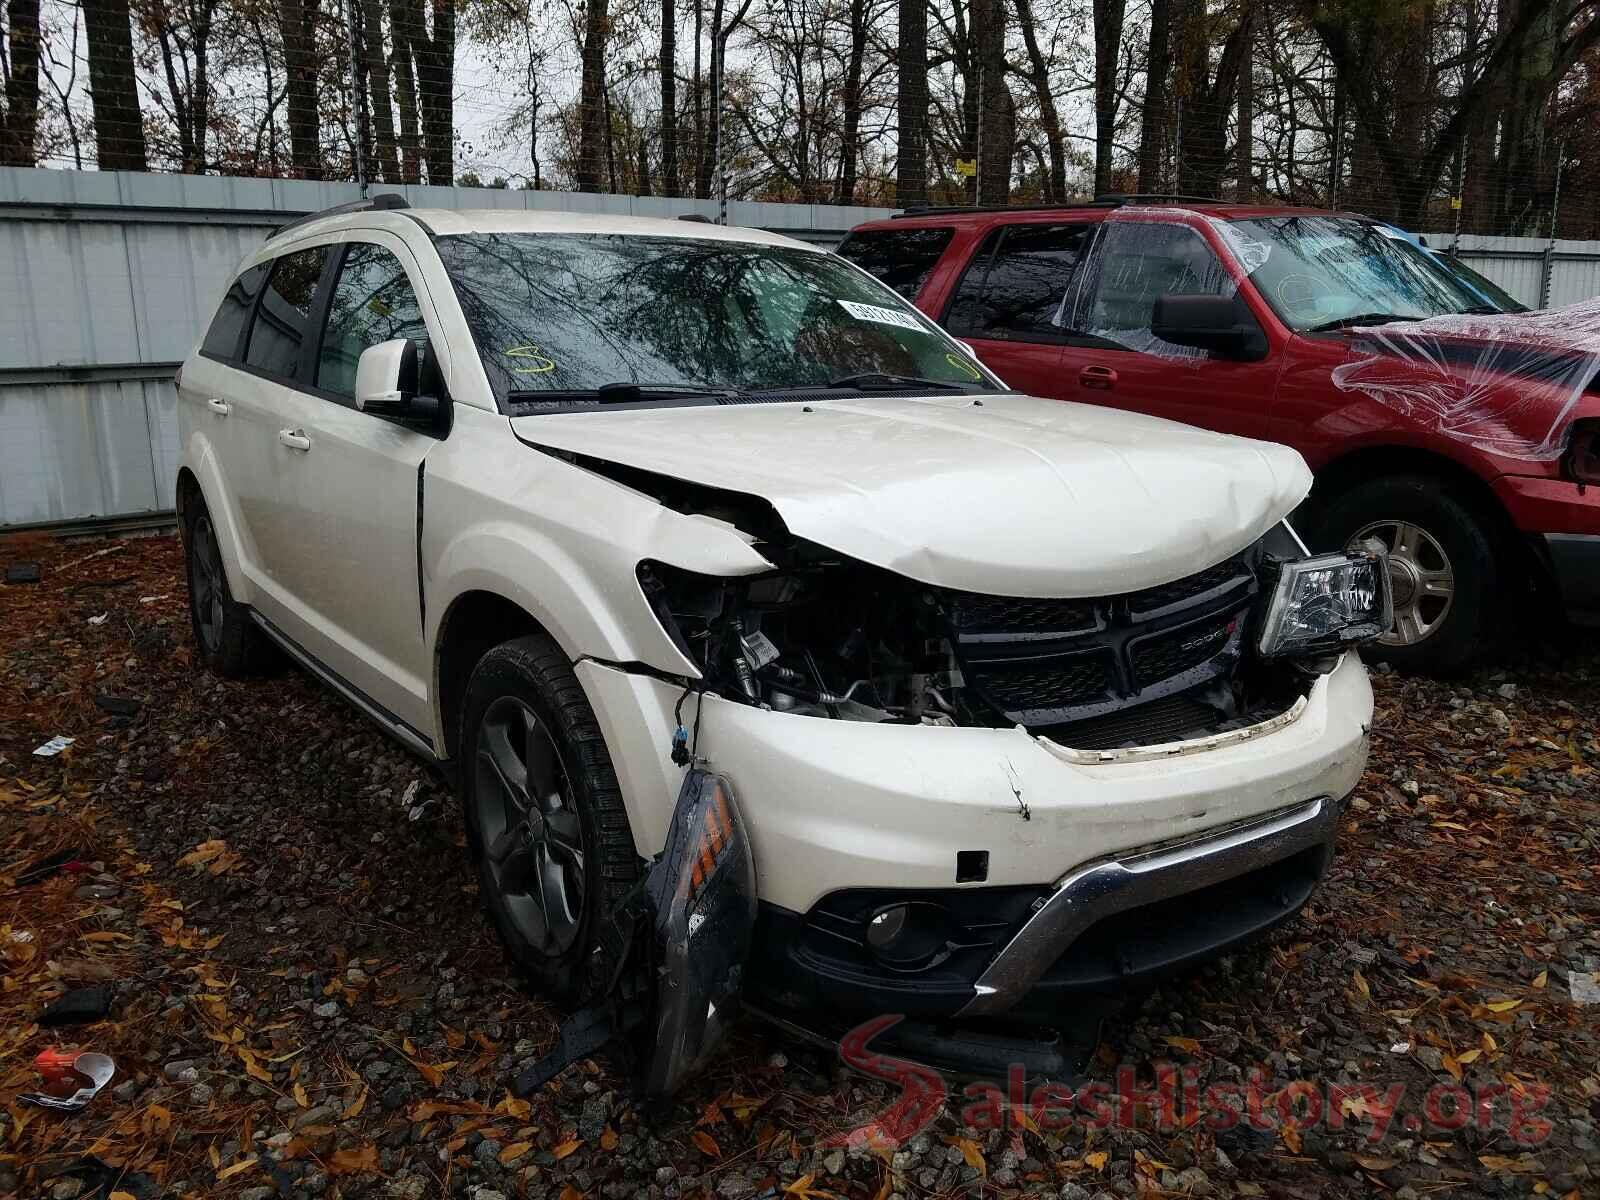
top-left (890, 193), bottom-right (1223, 219)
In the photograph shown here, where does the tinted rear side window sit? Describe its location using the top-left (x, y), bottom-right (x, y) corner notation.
top-left (244, 247), bottom-right (331, 380)
top-left (948, 223), bottom-right (1092, 340)
top-left (200, 264), bottom-right (267, 360)
top-left (836, 227), bottom-right (954, 299)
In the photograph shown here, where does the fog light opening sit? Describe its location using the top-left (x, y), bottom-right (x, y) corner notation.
top-left (864, 902), bottom-right (957, 972)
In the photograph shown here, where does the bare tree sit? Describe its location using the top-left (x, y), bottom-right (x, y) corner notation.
top-left (660, 0), bottom-right (677, 194)
top-left (1093, 0), bottom-right (1126, 195)
top-left (895, 0), bottom-right (928, 203)
top-left (576, 0), bottom-right (608, 190)
top-left (1137, 0), bottom-right (1169, 191)
top-left (276, 0), bottom-right (320, 177)
top-left (1013, 0), bottom-right (1065, 199)
top-left (1, 0), bottom-right (42, 165)
top-left (83, 0), bottom-right (147, 169)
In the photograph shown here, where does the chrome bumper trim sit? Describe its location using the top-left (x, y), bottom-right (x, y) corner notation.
top-left (958, 796), bottom-right (1337, 1017)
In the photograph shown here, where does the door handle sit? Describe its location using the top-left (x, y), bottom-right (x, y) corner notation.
top-left (277, 428), bottom-right (312, 451)
top-left (206, 398), bottom-right (231, 416)
top-left (1079, 365), bottom-right (1118, 391)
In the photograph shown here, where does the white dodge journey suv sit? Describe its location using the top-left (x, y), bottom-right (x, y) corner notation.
top-left (177, 195), bottom-right (1382, 1089)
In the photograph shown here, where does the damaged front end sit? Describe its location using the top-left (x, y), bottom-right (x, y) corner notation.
top-left (637, 522), bottom-right (1370, 752)
top-left (521, 504), bottom-right (1385, 1098)
top-left (516, 766), bottom-right (756, 1099)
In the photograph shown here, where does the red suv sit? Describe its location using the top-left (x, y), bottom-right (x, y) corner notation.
top-left (839, 199), bottom-right (1600, 671)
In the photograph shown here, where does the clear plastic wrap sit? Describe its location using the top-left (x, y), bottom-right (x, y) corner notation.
top-left (1330, 299), bottom-right (1600, 461)
top-left (1057, 207), bottom-right (1255, 362)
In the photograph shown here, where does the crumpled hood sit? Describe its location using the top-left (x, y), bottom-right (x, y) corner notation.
top-left (512, 392), bottom-right (1312, 597)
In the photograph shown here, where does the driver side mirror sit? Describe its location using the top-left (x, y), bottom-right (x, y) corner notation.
top-left (1151, 294), bottom-right (1268, 361)
top-left (355, 338), bottom-right (448, 430)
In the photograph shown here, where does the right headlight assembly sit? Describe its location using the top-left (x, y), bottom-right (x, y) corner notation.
top-left (1257, 548), bottom-right (1392, 658)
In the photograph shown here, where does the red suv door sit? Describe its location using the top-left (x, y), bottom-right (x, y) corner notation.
top-left (1054, 217), bottom-right (1283, 441)
top-left (938, 222), bottom-right (1097, 396)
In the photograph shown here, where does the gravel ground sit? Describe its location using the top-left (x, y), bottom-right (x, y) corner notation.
top-left (1, 531), bottom-right (1597, 1200)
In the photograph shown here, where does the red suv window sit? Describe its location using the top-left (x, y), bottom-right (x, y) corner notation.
top-left (836, 227), bottom-right (954, 299)
top-left (945, 223), bottom-right (1094, 342)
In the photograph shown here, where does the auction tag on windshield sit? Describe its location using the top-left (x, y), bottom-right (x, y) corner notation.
top-left (837, 299), bottom-right (924, 332)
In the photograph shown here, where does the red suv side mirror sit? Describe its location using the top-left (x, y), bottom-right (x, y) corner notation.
top-left (1151, 294), bottom-right (1268, 361)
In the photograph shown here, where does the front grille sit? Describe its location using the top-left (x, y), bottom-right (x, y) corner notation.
top-left (943, 549), bottom-right (1260, 730)
top-left (1036, 694), bottom-right (1217, 750)
top-left (979, 654), bottom-right (1114, 713)
top-left (1127, 554), bottom-right (1251, 616)
top-left (945, 592), bottom-right (1098, 636)
top-left (1130, 612), bottom-right (1238, 682)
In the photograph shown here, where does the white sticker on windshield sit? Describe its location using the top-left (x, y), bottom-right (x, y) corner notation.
top-left (837, 299), bottom-right (924, 332)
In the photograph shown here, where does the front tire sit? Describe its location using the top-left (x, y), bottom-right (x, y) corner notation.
top-left (1312, 475), bottom-right (1498, 674)
top-left (182, 494), bottom-right (276, 677)
top-left (459, 634), bottom-right (641, 1006)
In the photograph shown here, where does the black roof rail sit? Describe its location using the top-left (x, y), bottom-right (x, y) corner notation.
top-left (889, 199), bottom-right (1115, 219)
top-left (274, 193), bottom-right (410, 237)
top-left (1094, 192), bottom-right (1223, 206)
top-left (677, 214), bottom-right (715, 223)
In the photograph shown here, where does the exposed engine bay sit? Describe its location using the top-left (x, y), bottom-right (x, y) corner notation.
top-left (639, 527), bottom-right (1319, 752)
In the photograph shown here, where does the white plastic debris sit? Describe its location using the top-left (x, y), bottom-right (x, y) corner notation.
top-left (1572, 962), bottom-right (1600, 1006)
top-left (87, 613), bottom-right (108, 626)
top-left (1390, 1041), bottom-right (1411, 1054)
top-left (32, 735), bottom-right (75, 758)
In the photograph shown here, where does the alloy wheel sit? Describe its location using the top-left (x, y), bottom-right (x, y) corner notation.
top-left (1349, 519), bottom-right (1455, 647)
top-left (473, 697), bottom-right (586, 955)
top-left (190, 514), bottom-right (226, 655)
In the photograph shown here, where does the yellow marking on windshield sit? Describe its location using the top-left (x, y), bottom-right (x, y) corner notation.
top-left (945, 352), bottom-right (983, 380)
top-left (506, 344), bottom-right (556, 374)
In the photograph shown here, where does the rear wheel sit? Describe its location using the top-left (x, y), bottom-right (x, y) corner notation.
top-left (182, 494), bottom-right (276, 677)
top-left (1313, 475), bottom-right (1498, 674)
top-left (459, 634), bottom-right (641, 1006)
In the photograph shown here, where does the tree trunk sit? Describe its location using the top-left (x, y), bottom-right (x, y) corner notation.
top-left (1235, 8), bottom-right (1253, 200)
top-left (1015, 0), bottom-right (1066, 199)
top-left (971, 0), bottom-right (1010, 204)
top-left (1137, 0), bottom-right (1170, 193)
top-left (190, 0), bottom-right (216, 174)
top-left (81, 0), bottom-right (146, 170)
top-left (577, 0), bottom-right (608, 191)
top-left (363, 0), bottom-right (400, 183)
top-left (0, 0), bottom-right (40, 166)
top-left (1092, 0), bottom-right (1125, 195)
top-left (660, 0), bottom-right (677, 196)
top-left (277, 0), bottom-right (322, 178)
top-left (390, 0), bottom-right (422, 184)
top-left (836, 0), bottom-right (867, 203)
top-left (692, 0), bottom-right (706, 198)
top-left (894, 0), bottom-right (927, 204)
top-left (418, 0), bottom-right (453, 184)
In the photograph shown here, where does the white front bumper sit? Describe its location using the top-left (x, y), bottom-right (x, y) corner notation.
top-left (578, 654), bottom-right (1372, 916)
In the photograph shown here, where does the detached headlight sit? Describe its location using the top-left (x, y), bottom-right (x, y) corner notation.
top-left (1258, 549), bottom-right (1392, 658)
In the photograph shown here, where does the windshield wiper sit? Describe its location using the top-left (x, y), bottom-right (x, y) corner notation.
top-left (508, 382), bottom-right (741, 405)
top-left (1307, 312), bottom-right (1426, 333)
top-left (826, 372), bottom-right (977, 392)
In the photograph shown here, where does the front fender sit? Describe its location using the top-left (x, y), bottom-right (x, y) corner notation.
top-left (180, 432), bottom-right (257, 608)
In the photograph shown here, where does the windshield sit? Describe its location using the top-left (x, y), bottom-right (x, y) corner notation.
top-left (434, 232), bottom-right (999, 409)
top-left (1427, 251), bottom-right (1527, 313)
top-left (1229, 216), bottom-right (1501, 331)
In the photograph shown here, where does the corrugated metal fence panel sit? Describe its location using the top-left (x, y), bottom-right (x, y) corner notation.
top-left (0, 166), bottom-right (893, 528)
top-left (1421, 232), bottom-right (1600, 309)
top-left (0, 378), bottom-right (174, 526)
